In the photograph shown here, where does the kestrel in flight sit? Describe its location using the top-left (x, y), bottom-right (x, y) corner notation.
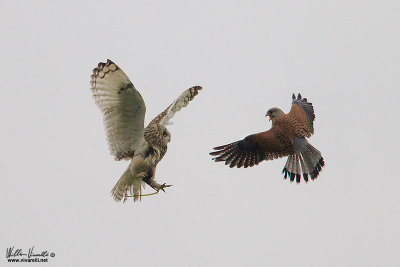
top-left (91, 59), bottom-right (202, 201)
top-left (210, 94), bottom-right (324, 183)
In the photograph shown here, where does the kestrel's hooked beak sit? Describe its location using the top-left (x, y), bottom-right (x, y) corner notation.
top-left (265, 111), bottom-right (272, 121)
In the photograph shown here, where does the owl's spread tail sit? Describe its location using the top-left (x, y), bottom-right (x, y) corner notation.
top-left (282, 139), bottom-right (325, 183)
top-left (111, 167), bottom-right (142, 202)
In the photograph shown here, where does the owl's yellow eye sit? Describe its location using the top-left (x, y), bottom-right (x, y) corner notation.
top-left (163, 132), bottom-right (168, 137)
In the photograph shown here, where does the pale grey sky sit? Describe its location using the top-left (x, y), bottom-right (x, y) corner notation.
top-left (1, 0), bottom-right (399, 266)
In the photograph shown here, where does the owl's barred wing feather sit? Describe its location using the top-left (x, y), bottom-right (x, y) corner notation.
top-left (91, 59), bottom-right (147, 160)
top-left (210, 130), bottom-right (293, 168)
top-left (149, 86), bottom-right (202, 126)
top-left (288, 93), bottom-right (315, 137)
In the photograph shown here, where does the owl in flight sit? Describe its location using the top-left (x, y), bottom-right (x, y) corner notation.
top-left (210, 94), bottom-right (324, 183)
top-left (91, 59), bottom-right (202, 202)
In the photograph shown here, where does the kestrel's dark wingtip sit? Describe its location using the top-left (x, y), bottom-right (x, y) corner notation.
top-left (212, 145), bottom-right (224, 150)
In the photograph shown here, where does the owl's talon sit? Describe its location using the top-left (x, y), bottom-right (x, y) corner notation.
top-left (158, 183), bottom-right (172, 193)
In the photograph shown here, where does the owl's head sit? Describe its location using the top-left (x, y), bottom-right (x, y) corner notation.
top-left (159, 125), bottom-right (171, 145)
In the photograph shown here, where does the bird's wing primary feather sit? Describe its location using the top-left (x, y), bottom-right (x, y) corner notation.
top-left (148, 85), bottom-right (202, 127)
top-left (91, 59), bottom-right (147, 160)
top-left (210, 129), bottom-right (293, 168)
top-left (287, 93), bottom-right (315, 137)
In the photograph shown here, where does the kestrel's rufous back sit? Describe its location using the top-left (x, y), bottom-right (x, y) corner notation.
top-left (210, 94), bottom-right (324, 183)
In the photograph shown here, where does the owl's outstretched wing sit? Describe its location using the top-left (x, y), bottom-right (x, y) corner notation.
top-left (91, 59), bottom-right (147, 160)
top-left (148, 86), bottom-right (202, 126)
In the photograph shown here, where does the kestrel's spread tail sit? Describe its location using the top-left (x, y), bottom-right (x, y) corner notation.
top-left (282, 137), bottom-right (325, 183)
top-left (210, 93), bottom-right (325, 183)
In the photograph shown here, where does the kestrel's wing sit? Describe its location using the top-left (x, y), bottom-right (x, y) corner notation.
top-left (287, 93), bottom-right (315, 137)
top-left (210, 128), bottom-right (293, 168)
top-left (91, 59), bottom-right (147, 160)
top-left (148, 86), bottom-right (202, 126)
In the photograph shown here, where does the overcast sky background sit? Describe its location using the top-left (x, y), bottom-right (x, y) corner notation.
top-left (1, 1), bottom-right (399, 266)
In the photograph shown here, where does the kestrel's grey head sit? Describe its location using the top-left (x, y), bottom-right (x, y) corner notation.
top-left (266, 107), bottom-right (284, 121)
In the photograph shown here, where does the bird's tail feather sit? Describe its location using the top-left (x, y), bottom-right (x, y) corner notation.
top-left (111, 167), bottom-right (143, 202)
top-left (282, 141), bottom-right (325, 183)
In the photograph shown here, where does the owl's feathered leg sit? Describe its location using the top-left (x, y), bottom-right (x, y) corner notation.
top-left (131, 172), bottom-right (146, 202)
top-left (142, 167), bottom-right (173, 193)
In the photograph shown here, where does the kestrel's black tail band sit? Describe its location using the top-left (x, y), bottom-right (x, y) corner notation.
top-left (282, 141), bottom-right (325, 183)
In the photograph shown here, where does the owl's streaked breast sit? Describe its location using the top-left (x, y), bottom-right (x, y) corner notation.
top-left (139, 146), bottom-right (167, 167)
